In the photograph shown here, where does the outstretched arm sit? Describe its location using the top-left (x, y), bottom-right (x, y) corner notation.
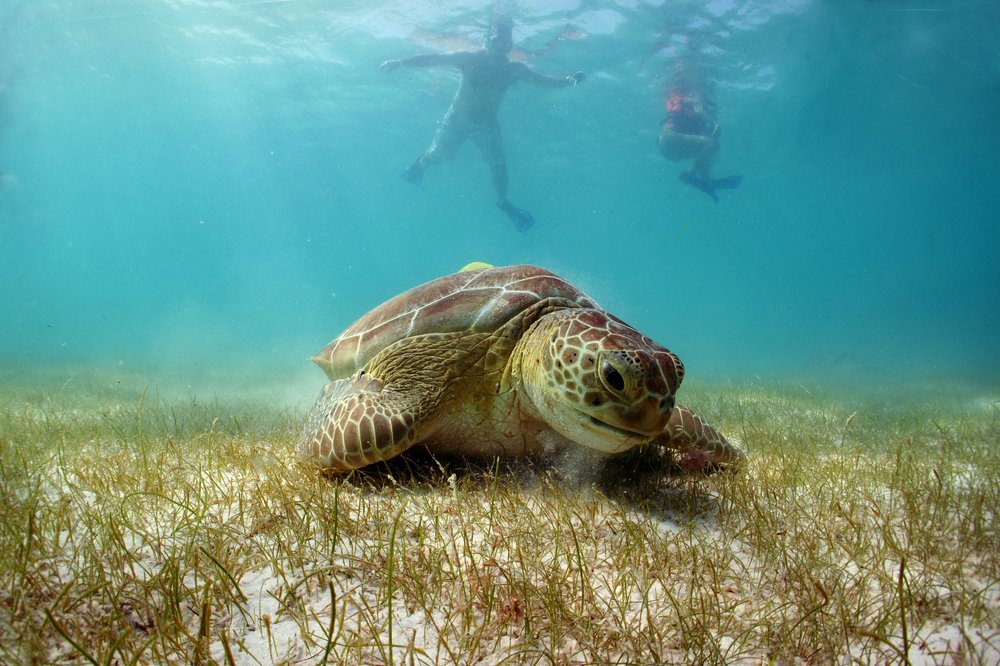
top-left (516, 64), bottom-right (585, 88)
top-left (380, 52), bottom-right (469, 72)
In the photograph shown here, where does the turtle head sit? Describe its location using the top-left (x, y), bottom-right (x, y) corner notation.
top-left (518, 309), bottom-right (684, 454)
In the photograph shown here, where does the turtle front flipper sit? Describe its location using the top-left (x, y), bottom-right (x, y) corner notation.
top-left (655, 404), bottom-right (745, 473)
top-left (298, 371), bottom-right (426, 472)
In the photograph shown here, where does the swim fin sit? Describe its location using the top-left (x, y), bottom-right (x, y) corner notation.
top-left (679, 172), bottom-right (743, 202)
top-left (497, 201), bottom-right (535, 231)
top-left (402, 162), bottom-right (424, 185)
top-left (712, 174), bottom-right (743, 190)
top-left (679, 171), bottom-right (718, 202)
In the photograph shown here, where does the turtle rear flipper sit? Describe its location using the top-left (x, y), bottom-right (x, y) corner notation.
top-left (657, 404), bottom-right (744, 473)
top-left (299, 372), bottom-right (427, 472)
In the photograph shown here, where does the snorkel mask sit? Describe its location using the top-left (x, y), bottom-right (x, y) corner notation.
top-left (487, 14), bottom-right (514, 54)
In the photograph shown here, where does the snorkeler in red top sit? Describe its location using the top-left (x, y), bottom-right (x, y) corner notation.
top-left (381, 13), bottom-right (585, 231)
top-left (657, 55), bottom-right (741, 202)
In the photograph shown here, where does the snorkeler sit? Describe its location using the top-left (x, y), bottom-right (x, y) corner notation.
top-left (657, 56), bottom-right (741, 202)
top-left (380, 14), bottom-right (585, 231)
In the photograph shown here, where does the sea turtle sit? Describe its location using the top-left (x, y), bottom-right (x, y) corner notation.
top-left (300, 264), bottom-right (743, 473)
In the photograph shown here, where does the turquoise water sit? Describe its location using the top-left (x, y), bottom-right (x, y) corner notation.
top-left (1, 1), bottom-right (998, 391)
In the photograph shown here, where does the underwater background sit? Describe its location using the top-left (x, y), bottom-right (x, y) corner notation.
top-left (1, 0), bottom-right (998, 400)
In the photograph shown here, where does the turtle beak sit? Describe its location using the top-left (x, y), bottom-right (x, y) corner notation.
top-left (625, 396), bottom-right (674, 437)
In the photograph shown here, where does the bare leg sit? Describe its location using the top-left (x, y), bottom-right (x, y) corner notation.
top-left (488, 160), bottom-right (509, 204)
top-left (476, 127), bottom-right (534, 231)
top-left (691, 135), bottom-right (719, 179)
top-left (406, 110), bottom-right (464, 185)
top-left (489, 161), bottom-right (534, 230)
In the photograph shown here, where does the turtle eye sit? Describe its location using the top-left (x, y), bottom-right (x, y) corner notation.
top-left (601, 360), bottom-right (626, 392)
